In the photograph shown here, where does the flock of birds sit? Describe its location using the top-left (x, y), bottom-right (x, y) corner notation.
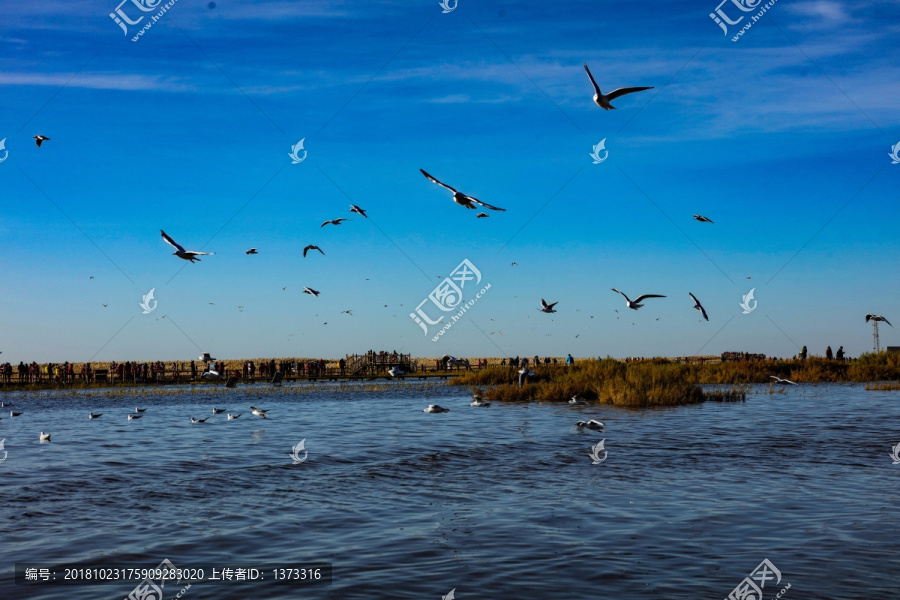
top-left (13, 403), bottom-right (275, 442)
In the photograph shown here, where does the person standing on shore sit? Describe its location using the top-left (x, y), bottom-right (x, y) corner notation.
top-left (836, 346), bottom-right (844, 361)
top-left (826, 346), bottom-right (833, 360)
top-left (566, 354), bottom-right (574, 366)
top-left (800, 346), bottom-right (808, 360)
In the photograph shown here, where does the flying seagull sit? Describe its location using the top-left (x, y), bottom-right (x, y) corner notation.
top-left (420, 169), bottom-right (506, 211)
top-left (388, 366), bottom-right (405, 377)
top-left (303, 245), bottom-right (325, 257)
top-left (160, 230), bottom-right (214, 262)
top-left (689, 292), bottom-right (709, 321)
top-left (693, 214), bottom-right (714, 223)
top-left (34, 135), bottom-right (50, 147)
top-left (245, 248), bottom-right (258, 254)
top-left (341, 310), bottom-right (353, 315)
top-left (539, 299), bottom-right (558, 313)
top-left (321, 218), bottom-right (348, 227)
top-left (250, 406), bottom-right (268, 419)
top-left (476, 212), bottom-right (488, 218)
top-left (611, 289), bottom-right (666, 310)
top-left (583, 63), bottom-right (653, 110)
top-left (866, 314), bottom-right (892, 327)
top-left (576, 419), bottom-right (605, 430)
top-left (769, 376), bottom-right (797, 385)
top-left (303, 287), bottom-right (320, 297)
top-left (350, 205), bottom-right (368, 218)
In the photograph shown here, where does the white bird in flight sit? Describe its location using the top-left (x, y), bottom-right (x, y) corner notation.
top-left (689, 292), bottom-right (709, 321)
top-left (350, 205), bottom-right (367, 218)
top-left (34, 135), bottom-right (50, 147)
top-left (250, 406), bottom-right (268, 419)
top-left (866, 314), bottom-right (892, 327)
top-left (611, 289), bottom-right (666, 310)
top-left (160, 230), bottom-right (214, 262)
top-left (388, 366), bottom-right (405, 377)
top-left (769, 376), bottom-right (797, 385)
top-left (576, 419), bottom-right (605, 430)
top-left (420, 169), bottom-right (506, 211)
top-left (303, 287), bottom-right (320, 297)
top-left (321, 218), bottom-right (348, 227)
top-left (303, 245), bottom-right (325, 257)
top-left (538, 299), bottom-right (558, 313)
top-left (583, 63), bottom-right (653, 110)
top-left (693, 214), bottom-right (714, 223)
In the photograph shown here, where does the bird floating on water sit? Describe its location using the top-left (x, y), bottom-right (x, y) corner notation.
top-left (128, 414), bottom-right (142, 420)
top-left (227, 413), bottom-right (241, 420)
top-left (424, 404), bottom-right (450, 413)
top-left (420, 169), bottom-right (506, 211)
top-left (303, 245), bottom-right (325, 257)
top-left (583, 63), bottom-right (653, 110)
top-left (539, 299), bottom-right (558, 314)
top-left (39, 431), bottom-right (51, 441)
top-left (611, 289), bottom-right (666, 310)
top-left (569, 395), bottom-right (586, 405)
top-left (213, 408), bottom-right (227, 414)
top-left (576, 419), bottom-right (605, 430)
top-left (190, 417), bottom-right (208, 423)
top-left (693, 214), bottom-right (714, 223)
top-left (10, 410), bottom-right (22, 417)
top-left (88, 412), bottom-right (102, 419)
top-left (34, 135), bottom-right (50, 147)
top-left (471, 395), bottom-right (490, 407)
top-left (689, 292), bottom-right (709, 321)
top-left (135, 407), bottom-right (147, 413)
top-left (769, 376), bottom-right (797, 385)
top-left (160, 230), bottom-right (214, 262)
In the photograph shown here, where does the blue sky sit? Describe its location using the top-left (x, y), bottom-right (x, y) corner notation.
top-left (0, 0), bottom-right (898, 363)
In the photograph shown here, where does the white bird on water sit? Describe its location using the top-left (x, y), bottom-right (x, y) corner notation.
top-left (10, 410), bottom-right (22, 417)
top-left (569, 395), bottom-right (586, 405)
top-left (88, 412), bottom-right (102, 419)
top-left (135, 407), bottom-right (147, 413)
top-left (420, 169), bottom-right (506, 212)
top-left (611, 288), bottom-right (666, 310)
top-left (583, 63), bottom-right (653, 110)
top-left (128, 414), bottom-right (142, 421)
top-left (213, 408), bottom-right (227, 414)
top-left (576, 419), bottom-right (605, 430)
top-left (471, 395), bottom-right (491, 407)
top-left (160, 230), bottom-right (214, 263)
top-left (424, 404), bottom-right (450, 413)
top-left (251, 406), bottom-right (268, 419)
top-left (538, 299), bottom-right (558, 314)
top-left (689, 292), bottom-right (709, 321)
top-left (227, 413), bottom-right (241, 420)
top-left (190, 417), bottom-right (208, 423)
top-left (39, 431), bottom-right (51, 442)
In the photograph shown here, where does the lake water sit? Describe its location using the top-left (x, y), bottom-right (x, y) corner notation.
top-left (1, 382), bottom-right (898, 600)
